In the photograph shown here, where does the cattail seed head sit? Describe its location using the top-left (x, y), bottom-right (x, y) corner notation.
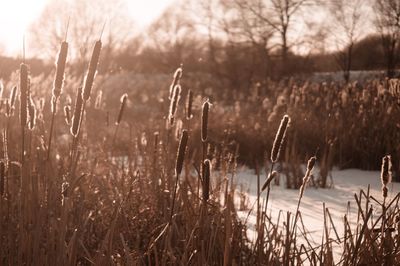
top-left (186, 89), bottom-right (193, 120)
top-left (53, 41), bottom-right (68, 98)
top-left (154, 131), bottom-right (159, 150)
top-left (39, 97), bottom-right (45, 111)
top-left (382, 186), bottom-right (389, 198)
top-left (20, 64), bottom-right (29, 128)
top-left (201, 100), bottom-right (210, 142)
top-left (169, 66), bottom-right (183, 99)
top-left (203, 159), bottom-right (211, 202)
top-left (175, 119), bottom-right (183, 141)
top-left (299, 156), bottom-right (317, 199)
top-left (307, 156), bottom-right (316, 171)
top-left (83, 40), bottom-right (102, 101)
top-left (5, 99), bottom-right (11, 117)
top-left (95, 90), bottom-right (103, 109)
top-left (271, 115), bottom-right (290, 163)
top-left (64, 105), bottom-right (71, 125)
top-left (381, 155), bottom-right (392, 186)
top-left (381, 155), bottom-right (392, 197)
top-left (51, 95), bottom-right (57, 114)
top-left (0, 160), bottom-right (5, 196)
top-left (116, 93), bottom-right (128, 125)
top-left (106, 110), bottom-right (109, 126)
top-left (168, 85), bottom-right (181, 125)
top-left (0, 81), bottom-right (3, 99)
top-left (175, 129), bottom-right (188, 176)
top-left (262, 171), bottom-right (277, 191)
top-left (28, 98), bottom-right (36, 130)
top-left (9, 86), bottom-right (17, 109)
top-left (71, 87), bottom-right (83, 137)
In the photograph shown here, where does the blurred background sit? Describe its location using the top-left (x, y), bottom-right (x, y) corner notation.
top-left (0, 0), bottom-right (391, 80)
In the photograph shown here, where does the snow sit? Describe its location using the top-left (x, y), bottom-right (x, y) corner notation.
top-left (234, 166), bottom-right (400, 258)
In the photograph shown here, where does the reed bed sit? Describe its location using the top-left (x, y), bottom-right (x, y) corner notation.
top-left (0, 40), bottom-right (399, 266)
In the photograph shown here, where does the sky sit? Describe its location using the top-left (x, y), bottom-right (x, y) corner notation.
top-left (0, 0), bottom-right (172, 55)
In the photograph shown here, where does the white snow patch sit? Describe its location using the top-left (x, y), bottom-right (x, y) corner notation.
top-left (234, 166), bottom-right (400, 260)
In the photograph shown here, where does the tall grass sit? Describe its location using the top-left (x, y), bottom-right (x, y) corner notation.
top-left (0, 38), bottom-right (399, 266)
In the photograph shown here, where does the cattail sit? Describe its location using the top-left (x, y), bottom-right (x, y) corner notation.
top-left (94, 90), bottom-right (103, 109)
top-left (169, 66), bottom-right (183, 99)
top-left (141, 132), bottom-right (147, 147)
top-left (154, 131), bottom-right (159, 152)
top-left (186, 89), bottom-right (193, 120)
top-left (261, 171), bottom-right (277, 191)
top-left (20, 63), bottom-right (29, 128)
top-left (106, 110), bottom-right (109, 126)
top-left (39, 97), bottom-right (45, 111)
top-left (203, 159), bottom-right (211, 202)
top-left (0, 81), bottom-right (3, 99)
top-left (175, 119), bottom-right (183, 140)
top-left (64, 105), bottom-right (71, 125)
top-left (0, 160), bottom-right (4, 196)
top-left (307, 156), bottom-right (316, 171)
top-left (51, 95), bottom-right (57, 113)
top-left (83, 40), bottom-right (102, 101)
top-left (9, 86), bottom-right (17, 109)
top-left (299, 156), bottom-right (317, 199)
top-left (201, 100), bottom-right (210, 142)
top-left (28, 98), bottom-right (36, 130)
top-left (271, 115), bottom-right (290, 163)
top-left (170, 129), bottom-right (188, 222)
top-left (381, 155), bottom-right (392, 198)
top-left (116, 93), bottom-right (128, 125)
top-left (5, 99), bottom-right (11, 117)
top-left (53, 41), bottom-right (68, 98)
top-left (66, 94), bottom-right (72, 105)
top-left (71, 87), bottom-right (83, 137)
top-left (175, 129), bottom-right (188, 176)
top-left (168, 85), bottom-right (181, 125)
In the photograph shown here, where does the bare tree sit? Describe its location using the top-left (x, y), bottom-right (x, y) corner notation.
top-left (374, 0), bottom-right (400, 78)
top-left (29, 0), bottom-right (134, 71)
top-left (242, 0), bottom-right (311, 76)
top-left (146, 2), bottom-right (199, 70)
top-left (227, 0), bottom-right (275, 81)
top-left (329, 0), bottom-right (365, 82)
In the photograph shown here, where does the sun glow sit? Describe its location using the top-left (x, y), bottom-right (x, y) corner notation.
top-left (0, 0), bottom-right (47, 55)
top-left (0, 0), bottom-right (172, 56)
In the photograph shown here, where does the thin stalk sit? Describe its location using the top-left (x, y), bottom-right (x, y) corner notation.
top-left (47, 101), bottom-right (57, 160)
top-left (169, 172), bottom-right (180, 224)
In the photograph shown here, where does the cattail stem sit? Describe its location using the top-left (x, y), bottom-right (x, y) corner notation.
top-left (245, 162), bottom-right (275, 225)
top-left (20, 64), bottom-right (29, 164)
top-left (291, 156), bottom-right (316, 238)
top-left (112, 94), bottom-right (128, 148)
top-left (48, 41), bottom-right (68, 160)
top-left (47, 98), bottom-right (57, 160)
top-left (169, 172), bottom-right (180, 224)
top-left (112, 124), bottom-right (119, 149)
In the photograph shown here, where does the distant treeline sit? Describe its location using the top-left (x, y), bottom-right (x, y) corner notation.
top-left (0, 34), bottom-right (391, 86)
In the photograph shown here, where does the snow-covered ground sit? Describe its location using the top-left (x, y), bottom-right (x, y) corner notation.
top-left (234, 167), bottom-right (400, 257)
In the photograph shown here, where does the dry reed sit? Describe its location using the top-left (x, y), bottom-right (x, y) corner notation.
top-left (116, 93), bottom-right (128, 125)
top-left (71, 87), bottom-right (83, 137)
top-left (53, 41), bottom-right (68, 99)
top-left (381, 155), bottom-right (392, 198)
top-left (271, 115), bottom-right (290, 163)
top-left (201, 100), bottom-right (210, 142)
top-left (169, 66), bottom-right (183, 100)
top-left (83, 40), bottom-right (102, 101)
